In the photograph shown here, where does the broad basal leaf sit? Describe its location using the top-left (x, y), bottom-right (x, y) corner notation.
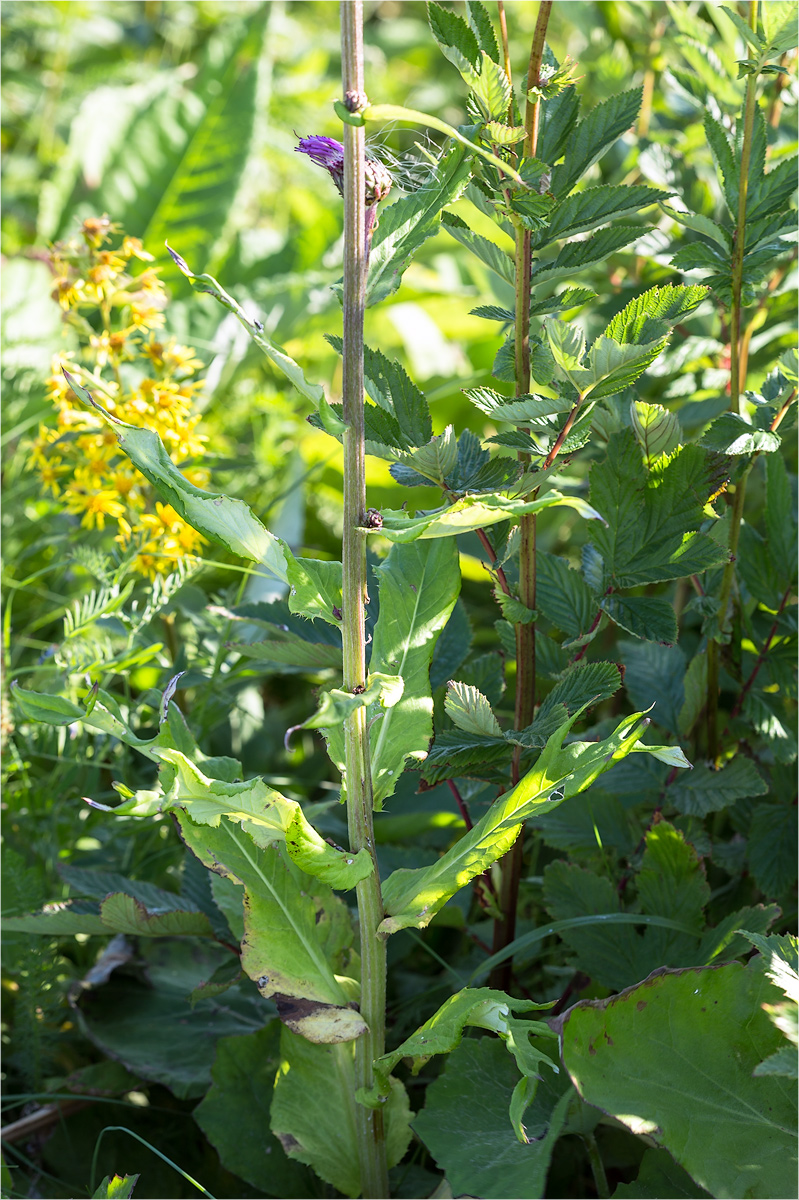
top-left (559, 962), bottom-right (797, 1199)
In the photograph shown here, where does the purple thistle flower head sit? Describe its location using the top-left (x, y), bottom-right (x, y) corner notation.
top-left (296, 136), bottom-right (345, 194)
top-left (296, 135), bottom-right (392, 207)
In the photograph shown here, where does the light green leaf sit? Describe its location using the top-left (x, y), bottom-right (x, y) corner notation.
top-left (178, 816), bottom-right (366, 1043)
top-left (368, 538), bottom-right (461, 807)
top-left (700, 412), bottom-right (781, 455)
top-left (364, 141), bottom-right (474, 305)
top-left (445, 681), bottom-right (503, 737)
top-left (720, 5), bottom-right (765, 52)
top-left (147, 748), bottom-right (373, 890)
top-left (603, 283), bottom-right (710, 344)
top-left (737, 932), bottom-right (799, 1002)
top-left (372, 988), bottom-right (556, 1104)
top-left (559, 962), bottom-right (797, 1199)
top-left (428, 0), bottom-right (480, 77)
top-left (380, 708), bottom-right (683, 933)
top-left (660, 202), bottom-right (731, 249)
top-left (442, 212), bottom-right (516, 283)
top-left (293, 672), bottom-right (403, 733)
top-left (165, 249), bottom-right (324, 406)
top-left (63, 372), bottom-right (282, 564)
top-left (631, 401), bottom-right (682, 465)
top-left (92, 1175), bottom-right (139, 1199)
top-left (285, 556), bottom-right (342, 626)
top-left (762, 2), bottom-right (799, 54)
top-left (374, 491), bottom-right (603, 544)
top-left (544, 320), bottom-right (587, 388)
top-left (464, 386), bottom-right (570, 424)
top-left (484, 122), bottom-right (527, 144)
top-left (193, 1024), bottom-right (315, 1197)
top-left (584, 335), bottom-right (668, 399)
top-left (465, 0), bottom-right (500, 60)
top-left (472, 51), bottom-right (512, 121)
top-left (271, 1030), bottom-right (411, 1199)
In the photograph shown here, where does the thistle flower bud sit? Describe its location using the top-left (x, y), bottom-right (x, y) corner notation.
top-left (296, 136), bottom-right (392, 206)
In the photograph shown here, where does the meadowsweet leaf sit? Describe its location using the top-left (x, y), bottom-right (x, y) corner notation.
top-left (704, 112), bottom-right (738, 215)
top-left (464, 386), bottom-right (571, 424)
top-left (535, 551), bottom-right (597, 638)
top-left (380, 708), bottom-right (681, 933)
top-left (395, 426), bottom-right (459, 485)
top-left (178, 816), bottom-right (366, 1043)
top-left (150, 748), bottom-right (373, 890)
top-left (538, 79), bottom-right (580, 165)
top-left (603, 284), bottom-right (710, 344)
top-left (374, 490), bottom-right (603, 543)
top-left (766, 454), bottom-right (797, 578)
top-left (470, 304), bottom-right (515, 322)
top-left (472, 52), bottom-right (512, 121)
top-left (365, 140), bottom-right (474, 305)
top-left (659, 202), bottom-right (732, 249)
top-left (327, 337), bottom-right (432, 448)
top-left (484, 122), bottom-right (527, 144)
top-left (631, 401), bottom-right (682, 465)
top-left (428, 1), bottom-right (480, 78)
top-left (63, 371), bottom-right (283, 565)
top-left (422, 729), bottom-right (513, 783)
top-left (559, 962), bottom-right (797, 1199)
top-left (601, 595), bottom-right (679, 645)
top-left (543, 185), bottom-right (665, 244)
top-left (442, 212), bottom-right (515, 282)
top-left (747, 804), bottom-right (799, 896)
top-left (543, 823), bottom-right (708, 990)
top-left (531, 224), bottom-right (643, 285)
top-left (445, 681), bottom-right (503, 737)
top-left (584, 336), bottom-right (668, 399)
top-left (271, 1029), bottom-right (411, 1197)
top-left (699, 412), bottom-right (781, 455)
top-left (552, 88), bottom-right (643, 196)
top-left (668, 758), bottom-right (768, 817)
top-left (529, 287), bottom-right (597, 317)
top-left (588, 431), bottom-right (730, 586)
top-left (719, 6), bottom-right (765, 53)
top-left (511, 662), bottom-right (623, 748)
top-left (465, 0), bottom-right (500, 62)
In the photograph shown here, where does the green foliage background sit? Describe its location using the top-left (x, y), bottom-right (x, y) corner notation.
top-left (1, 2), bottom-right (796, 1198)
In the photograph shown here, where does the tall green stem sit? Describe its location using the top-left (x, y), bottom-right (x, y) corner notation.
top-left (340, 4), bottom-right (388, 1195)
top-left (490, 0), bottom-right (552, 991)
top-left (707, 0), bottom-right (758, 763)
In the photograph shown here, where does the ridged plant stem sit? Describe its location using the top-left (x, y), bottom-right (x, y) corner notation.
top-left (490, 0), bottom-right (552, 992)
top-left (341, 4), bottom-right (388, 1196)
top-left (707, 0), bottom-right (758, 764)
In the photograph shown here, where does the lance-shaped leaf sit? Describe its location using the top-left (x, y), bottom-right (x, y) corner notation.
top-left (380, 707), bottom-right (687, 933)
top-left (120, 747), bottom-right (373, 890)
top-left (63, 372), bottom-right (284, 565)
top-left (542, 184), bottom-right (666, 244)
top-left (165, 248), bottom-right (324, 407)
top-left (530, 224), bottom-right (643, 286)
top-left (271, 1029), bottom-right (412, 1198)
top-left (373, 491), bottom-right (603, 544)
top-left (442, 212), bottom-right (516, 283)
top-left (178, 816), bottom-right (366, 1044)
top-left (464, 386), bottom-right (571, 425)
top-left (552, 87), bottom-right (643, 197)
top-left (369, 988), bottom-right (556, 1109)
top-left (445, 681), bottom-right (503, 737)
top-left (327, 337), bottom-right (432, 449)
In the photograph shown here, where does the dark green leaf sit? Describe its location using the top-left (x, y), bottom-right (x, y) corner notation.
top-left (428, 1), bottom-right (480, 76)
top-left (602, 595), bottom-right (678, 644)
top-left (669, 759), bottom-right (768, 817)
top-left (552, 88), bottom-right (643, 197)
top-left (544, 185), bottom-right (665, 244)
top-left (748, 804), bottom-right (799, 895)
top-left (442, 212), bottom-right (515, 282)
top-left (531, 225), bottom-right (643, 285)
top-left (536, 551), bottom-right (597, 638)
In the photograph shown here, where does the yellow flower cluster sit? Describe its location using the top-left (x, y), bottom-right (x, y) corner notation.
top-left (32, 216), bottom-right (209, 578)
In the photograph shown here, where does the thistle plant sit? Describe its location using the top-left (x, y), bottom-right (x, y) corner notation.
top-left (7, 3), bottom-right (797, 1199)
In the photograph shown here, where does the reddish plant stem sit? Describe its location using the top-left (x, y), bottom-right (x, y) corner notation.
top-left (728, 584), bottom-right (793, 724)
top-left (490, 0), bottom-right (553, 994)
top-left (447, 778), bottom-right (474, 831)
top-left (476, 526), bottom-right (512, 596)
